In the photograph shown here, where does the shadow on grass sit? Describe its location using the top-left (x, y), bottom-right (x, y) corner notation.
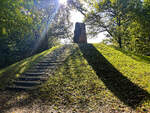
top-left (79, 44), bottom-right (150, 109)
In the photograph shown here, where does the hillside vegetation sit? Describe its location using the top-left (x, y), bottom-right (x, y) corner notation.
top-left (38, 44), bottom-right (150, 112)
top-left (0, 43), bottom-right (150, 112)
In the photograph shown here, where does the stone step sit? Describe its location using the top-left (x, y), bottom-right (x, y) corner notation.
top-left (18, 76), bottom-right (48, 81)
top-left (30, 66), bottom-right (51, 69)
top-left (7, 85), bottom-right (36, 90)
top-left (14, 80), bottom-right (41, 87)
top-left (23, 73), bottom-right (48, 76)
top-left (43, 54), bottom-right (62, 57)
top-left (29, 66), bottom-right (56, 70)
top-left (31, 66), bottom-right (49, 69)
top-left (26, 70), bottom-right (48, 73)
top-left (34, 64), bottom-right (54, 66)
top-left (42, 58), bottom-right (64, 63)
top-left (35, 63), bottom-right (62, 66)
top-left (42, 57), bottom-right (54, 59)
top-left (41, 58), bottom-right (64, 61)
top-left (26, 69), bottom-right (56, 74)
top-left (38, 61), bottom-right (63, 63)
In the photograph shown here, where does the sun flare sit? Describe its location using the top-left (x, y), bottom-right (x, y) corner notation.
top-left (59, 0), bottom-right (67, 5)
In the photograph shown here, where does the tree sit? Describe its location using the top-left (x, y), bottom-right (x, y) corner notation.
top-left (0, 0), bottom-right (74, 68)
top-left (0, 0), bottom-right (35, 68)
top-left (84, 0), bottom-right (144, 48)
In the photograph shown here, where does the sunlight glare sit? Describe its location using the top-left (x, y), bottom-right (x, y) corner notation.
top-left (59, 0), bottom-right (67, 5)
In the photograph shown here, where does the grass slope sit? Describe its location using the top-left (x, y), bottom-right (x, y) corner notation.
top-left (0, 46), bottom-right (60, 89)
top-left (1, 43), bottom-right (150, 112)
top-left (38, 44), bottom-right (150, 112)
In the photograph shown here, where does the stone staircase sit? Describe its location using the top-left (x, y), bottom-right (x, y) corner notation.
top-left (7, 45), bottom-right (75, 90)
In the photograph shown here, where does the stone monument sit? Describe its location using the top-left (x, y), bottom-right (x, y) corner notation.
top-left (73, 22), bottom-right (87, 43)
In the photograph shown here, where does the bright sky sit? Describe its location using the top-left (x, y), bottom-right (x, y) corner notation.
top-left (59, 0), bottom-right (67, 5)
top-left (59, 0), bottom-right (107, 44)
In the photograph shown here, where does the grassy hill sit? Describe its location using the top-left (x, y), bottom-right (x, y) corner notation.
top-left (0, 46), bottom-right (60, 89)
top-left (0, 43), bottom-right (150, 112)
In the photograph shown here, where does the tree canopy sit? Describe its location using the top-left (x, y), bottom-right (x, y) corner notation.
top-left (0, 0), bottom-right (73, 68)
top-left (84, 0), bottom-right (150, 54)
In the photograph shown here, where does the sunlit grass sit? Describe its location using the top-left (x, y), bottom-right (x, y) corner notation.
top-left (110, 45), bottom-right (150, 64)
top-left (94, 44), bottom-right (150, 111)
top-left (97, 44), bottom-right (150, 92)
top-left (0, 46), bottom-right (61, 89)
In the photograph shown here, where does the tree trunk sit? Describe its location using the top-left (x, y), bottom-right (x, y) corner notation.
top-left (118, 36), bottom-right (122, 48)
top-left (117, 16), bottom-right (122, 48)
top-left (44, 33), bottom-right (49, 49)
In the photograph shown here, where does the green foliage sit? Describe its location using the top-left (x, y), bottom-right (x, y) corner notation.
top-left (0, 0), bottom-right (37, 68)
top-left (84, 0), bottom-right (150, 55)
top-left (0, 0), bottom-right (73, 68)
